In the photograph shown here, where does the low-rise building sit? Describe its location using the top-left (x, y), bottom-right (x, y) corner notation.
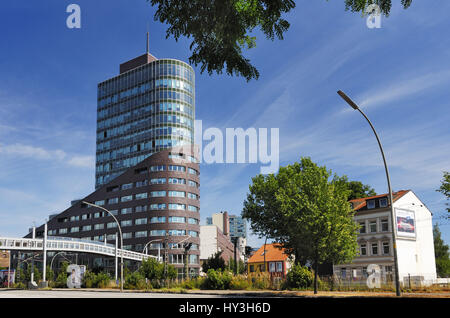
top-left (333, 190), bottom-right (437, 286)
top-left (199, 225), bottom-right (235, 269)
top-left (247, 243), bottom-right (292, 278)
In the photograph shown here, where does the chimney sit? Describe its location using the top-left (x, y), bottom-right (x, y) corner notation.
top-left (223, 211), bottom-right (229, 237)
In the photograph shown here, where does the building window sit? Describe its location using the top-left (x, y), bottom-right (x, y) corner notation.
top-left (150, 230), bottom-right (166, 236)
top-left (151, 178), bottom-right (166, 184)
top-left (121, 208), bottom-right (132, 215)
top-left (150, 203), bottom-right (166, 210)
top-left (110, 209), bottom-right (118, 216)
top-left (379, 198), bottom-right (388, 208)
top-left (382, 242), bottom-right (390, 255)
top-left (168, 203), bottom-right (185, 210)
top-left (169, 178), bottom-right (186, 184)
top-left (359, 222), bottom-right (366, 234)
top-left (150, 165), bottom-right (165, 172)
top-left (187, 192), bottom-right (198, 200)
top-left (169, 229), bottom-right (186, 236)
top-left (135, 218), bottom-right (147, 225)
top-left (107, 197), bottom-right (119, 205)
top-left (59, 228), bottom-right (68, 234)
top-left (381, 219), bottom-right (389, 232)
top-left (188, 218), bottom-right (199, 225)
top-left (123, 232), bottom-right (133, 239)
top-left (150, 191), bottom-right (166, 197)
top-left (168, 191), bottom-right (185, 198)
top-left (188, 205), bottom-right (198, 212)
top-left (107, 222), bottom-right (117, 229)
top-left (121, 220), bottom-right (132, 227)
top-left (136, 179), bottom-right (148, 187)
top-left (371, 243), bottom-right (378, 255)
top-left (107, 234), bottom-right (116, 240)
top-left (135, 231), bottom-right (147, 238)
top-left (168, 165), bottom-right (185, 172)
top-left (150, 217), bottom-right (166, 224)
top-left (369, 220), bottom-right (377, 233)
top-left (276, 262), bottom-right (283, 272)
top-left (135, 205), bottom-right (147, 213)
top-left (341, 268), bottom-right (346, 278)
top-left (94, 224), bottom-right (104, 230)
top-left (70, 216), bottom-right (79, 222)
top-left (188, 168), bottom-right (198, 175)
top-left (122, 183), bottom-right (133, 190)
top-left (169, 216), bottom-right (186, 223)
top-left (95, 200), bottom-right (105, 206)
top-left (82, 225), bottom-right (92, 231)
top-left (269, 262), bottom-right (276, 272)
top-left (367, 200), bottom-right (375, 209)
top-left (188, 230), bottom-right (198, 237)
top-left (135, 192), bottom-right (148, 200)
top-left (121, 195), bottom-right (133, 202)
top-left (70, 227), bottom-right (79, 233)
top-left (188, 180), bottom-right (198, 188)
top-left (82, 214), bottom-right (89, 220)
top-left (360, 244), bottom-right (367, 256)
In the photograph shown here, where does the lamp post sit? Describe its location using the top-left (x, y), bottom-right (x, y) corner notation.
top-left (337, 90), bottom-right (401, 297)
top-left (82, 201), bottom-right (124, 292)
top-left (142, 239), bottom-right (162, 261)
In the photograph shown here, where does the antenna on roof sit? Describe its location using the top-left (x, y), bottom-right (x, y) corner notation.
top-left (146, 22), bottom-right (150, 54)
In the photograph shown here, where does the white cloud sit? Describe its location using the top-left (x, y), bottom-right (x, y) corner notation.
top-left (67, 155), bottom-right (95, 168)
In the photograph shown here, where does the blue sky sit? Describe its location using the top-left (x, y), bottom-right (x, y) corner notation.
top-left (0, 1), bottom-right (449, 247)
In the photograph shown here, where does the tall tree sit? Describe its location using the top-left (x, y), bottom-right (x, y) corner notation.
top-left (243, 157), bottom-right (359, 293)
top-left (148, 0), bottom-right (413, 81)
top-left (437, 171), bottom-right (450, 216)
top-left (335, 178), bottom-right (377, 200)
top-left (433, 224), bottom-right (450, 278)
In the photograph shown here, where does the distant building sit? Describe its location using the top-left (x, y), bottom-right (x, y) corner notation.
top-left (247, 243), bottom-right (292, 278)
top-left (199, 225), bottom-right (235, 270)
top-left (206, 211), bottom-right (247, 261)
top-left (334, 190), bottom-right (437, 286)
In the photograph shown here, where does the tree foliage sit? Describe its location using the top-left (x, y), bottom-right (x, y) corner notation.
top-left (437, 171), bottom-right (450, 215)
top-left (148, 0), bottom-right (413, 81)
top-left (202, 251), bottom-right (227, 273)
top-left (334, 178), bottom-right (377, 200)
top-left (433, 224), bottom-right (450, 278)
top-left (242, 157), bottom-right (360, 293)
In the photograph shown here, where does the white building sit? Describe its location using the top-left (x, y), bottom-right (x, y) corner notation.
top-left (333, 190), bottom-right (437, 286)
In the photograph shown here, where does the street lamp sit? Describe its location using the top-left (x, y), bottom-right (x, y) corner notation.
top-left (337, 90), bottom-right (401, 297)
top-left (82, 201), bottom-right (124, 292)
top-left (142, 239), bottom-right (162, 261)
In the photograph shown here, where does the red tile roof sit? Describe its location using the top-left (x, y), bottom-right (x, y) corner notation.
top-left (248, 243), bottom-right (290, 263)
top-left (350, 190), bottom-right (410, 211)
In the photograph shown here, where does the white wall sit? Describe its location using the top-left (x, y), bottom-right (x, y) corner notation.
top-left (394, 191), bottom-right (437, 283)
top-left (200, 225), bottom-right (218, 260)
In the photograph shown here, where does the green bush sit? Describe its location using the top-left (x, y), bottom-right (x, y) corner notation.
top-left (248, 272), bottom-right (271, 289)
top-left (180, 277), bottom-right (205, 290)
top-left (230, 275), bottom-right (251, 290)
top-left (285, 265), bottom-right (313, 289)
top-left (124, 271), bottom-right (147, 290)
top-left (82, 271), bottom-right (97, 288)
top-left (204, 269), bottom-right (233, 290)
top-left (95, 272), bottom-right (111, 288)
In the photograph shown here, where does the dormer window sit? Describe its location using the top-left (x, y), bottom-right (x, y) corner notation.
top-left (379, 198), bottom-right (388, 208)
top-left (367, 200), bottom-right (375, 209)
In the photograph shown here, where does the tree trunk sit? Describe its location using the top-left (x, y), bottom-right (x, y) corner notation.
top-left (263, 237), bottom-right (267, 272)
top-left (314, 259), bottom-right (318, 294)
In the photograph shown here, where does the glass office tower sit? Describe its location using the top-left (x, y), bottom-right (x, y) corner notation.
top-left (95, 53), bottom-right (195, 188)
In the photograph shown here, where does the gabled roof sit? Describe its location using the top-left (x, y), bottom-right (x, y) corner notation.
top-left (248, 243), bottom-right (289, 263)
top-left (349, 190), bottom-right (410, 211)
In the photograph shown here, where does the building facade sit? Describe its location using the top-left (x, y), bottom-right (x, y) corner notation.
top-left (333, 190), bottom-right (437, 286)
top-left (247, 243), bottom-right (292, 279)
top-left (199, 225), bottom-right (235, 271)
top-left (95, 52), bottom-right (195, 188)
top-left (29, 147), bottom-right (201, 277)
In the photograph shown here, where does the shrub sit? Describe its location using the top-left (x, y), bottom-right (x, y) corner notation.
top-left (285, 265), bottom-right (313, 289)
top-left (95, 272), bottom-right (111, 288)
top-left (202, 251), bottom-right (226, 273)
top-left (230, 275), bottom-right (251, 290)
top-left (124, 271), bottom-right (147, 290)
top-left (180, 277), bottom-right (205, 290)
top-left (248, 272), bottom-right (271, 289)
top-left (82, 270), bottom-right (96, 288)
top-left (204, 269), bottom-right (233, 290)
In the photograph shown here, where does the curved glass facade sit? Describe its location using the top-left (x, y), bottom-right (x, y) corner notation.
top-left (96, 58), bottom-right (195, 188)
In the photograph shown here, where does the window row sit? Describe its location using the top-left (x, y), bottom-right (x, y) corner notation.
top-left (359, 241), bottom-right (391, 256)
top-left (359, 218), bottom-right (389, 234)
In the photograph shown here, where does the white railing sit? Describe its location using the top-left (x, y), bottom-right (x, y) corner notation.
top-left (0, 236), bottom-right (155, 262)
